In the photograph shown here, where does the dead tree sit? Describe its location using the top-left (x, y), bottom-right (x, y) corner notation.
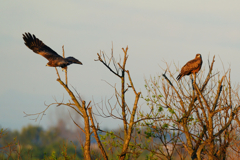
top-left (24, 46), bottom-right (108, 160)
top-left (95, 46), bottom-right (143, 160)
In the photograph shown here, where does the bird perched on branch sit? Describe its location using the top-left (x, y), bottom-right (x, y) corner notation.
top-left (22, 32), bottom-right (82, 70)
top-left (176, 54), bottom-right (202, 81)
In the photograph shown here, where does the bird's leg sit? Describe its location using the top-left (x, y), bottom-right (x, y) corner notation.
top-left (194, 73), bottom-right (196, 83)
top-left (191, 73), bottom-right (197, 90)
top-left (61, 66), bottom-right (66, 72)
top-left (191, 74), bottom-right (194, 90)
top-left (194, 73), bottom-right (196, 90)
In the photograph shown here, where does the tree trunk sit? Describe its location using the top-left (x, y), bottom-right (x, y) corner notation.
top-left (82, 102), bottom-right (91, 160)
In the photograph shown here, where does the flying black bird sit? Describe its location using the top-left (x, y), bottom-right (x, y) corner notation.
top-left (22, 32), bottom-right (82, 70)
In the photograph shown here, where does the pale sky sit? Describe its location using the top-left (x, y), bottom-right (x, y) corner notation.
top-left (1, 0), bottom-right (240, 130)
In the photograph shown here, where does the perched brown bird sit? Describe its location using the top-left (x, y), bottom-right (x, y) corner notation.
top-left (22, 32), bottom-right (82, 70)
top-left (176, 54), bottom-right (202, 81)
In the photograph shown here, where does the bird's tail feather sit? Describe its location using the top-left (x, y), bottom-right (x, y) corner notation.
top-left (66, 57), bottom-right (83, 65)
top-left (176, 74), bottom-right (182, 81)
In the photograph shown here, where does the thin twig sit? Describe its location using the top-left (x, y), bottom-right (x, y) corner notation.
top-left (62, 45), bottom-right (68, 86)
top-left (55, 67), bottom-right (60, 79)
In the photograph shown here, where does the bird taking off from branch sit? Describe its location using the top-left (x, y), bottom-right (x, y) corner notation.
top-left (22, 32), bottom-right (82, 70)
top-left (176, 54), bottom-right (202, 81)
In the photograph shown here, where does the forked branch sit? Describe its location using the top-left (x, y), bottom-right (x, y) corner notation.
top-left (95, 51), bottom-right (122, 78)
top-left (88, 107), bottom-right (108, 160)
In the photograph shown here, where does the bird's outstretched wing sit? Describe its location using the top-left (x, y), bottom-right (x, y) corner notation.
top-left (22, 32), bottom-right (62, 61)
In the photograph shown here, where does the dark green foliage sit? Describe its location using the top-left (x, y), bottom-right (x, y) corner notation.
top-left (0, 125), bottom-right (83, 160)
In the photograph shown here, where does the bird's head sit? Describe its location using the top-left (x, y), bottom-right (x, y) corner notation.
top-left (196, 54), bottom-right (201, 59)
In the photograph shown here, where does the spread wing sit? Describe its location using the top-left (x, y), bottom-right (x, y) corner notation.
top-left (23, 32), bottom-right (63, 61)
